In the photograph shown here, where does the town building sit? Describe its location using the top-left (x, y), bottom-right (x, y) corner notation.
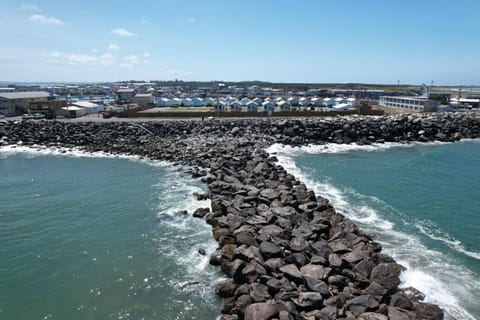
top-left (0, 91), bottom-right (51, 116)
top-left (378, 96), bottom-right (440, 112)
top-left (117, 88), bottom-right (136, 103)
top-left (133, 93), bottom-right (154, 107)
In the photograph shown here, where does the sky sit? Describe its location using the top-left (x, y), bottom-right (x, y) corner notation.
top-left (1, 0), bottom-right (479, 85)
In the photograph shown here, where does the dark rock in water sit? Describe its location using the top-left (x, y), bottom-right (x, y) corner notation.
top-left (244, 301), bottom-right (277, 320)
top-left (347, 295), bottom-right (379, 316)
top-left (400, 286), bottom-right (425, 302)
top-left (215, 279), bottom-right (238, 298)
top-left (388, 306), bottom-right (415, 320)
top-left (193, 207), bottom-right (210, 218)
top-left (390, 292), bottom-right (413, 310)
top-left (198, 248), bottom-right (207, 256)
top-left (174, 210), bottom-right (188, 217)
top-left (413, 302), bottom-right (444, 320)
top-left (370, 263), bottom-right (402, 291)
top-left (210, 253), bottom-right (221, 266)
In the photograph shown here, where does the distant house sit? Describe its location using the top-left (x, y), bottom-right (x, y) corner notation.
top-left (346, 97), bottom-right (357, 107)
top-left (117, 88), bottom-right (136, 102)
top-left (229, 101), bottom-right (242, 112)
top-left (214, 100), bottom-right (227, 112)
top-left (240, 97), bottom-right (251, 106)
top-left (262, 100), bottom-right (275, 113)
top-left (204, 97), bottom-right (217, 107)
top-left (182, 98), bottom-right (193, 107)
top-left (335, 97), bottom-right (347, 105)
top-left (322, 97), bottom-right (335, 106)
top-left (287, 97), bottom-right (299, 106)
top-left (311, 97), bottom-right (323, 106)
top-left (299, 97), bottom-right (311, 106)
top-left (252, 97), bottom-right (263, 105)
top-left (0, 91), bottom-right (51, 116)
top-left (246, 101), bottom-right (259, 112)
top-left (277, 100), bottom-right (291, 112)
top-left (133, 93), bottom-right (154, 107)
top-left (156, 97), bottom-right (171, 107)
top-left (192, 97), bottom-right (204, 107)
top-left (171, 98), bottom-right (183, 107)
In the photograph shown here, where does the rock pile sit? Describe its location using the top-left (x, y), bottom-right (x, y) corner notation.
top-left (1, 112), bottom-right (476, 319)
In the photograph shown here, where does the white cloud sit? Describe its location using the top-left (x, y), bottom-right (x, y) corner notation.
top-left (21, 4), bottom-right (39, 11)
top-left (108, 44), bottom-right (120, 50)
top-left (100, 53), bottom-right (114, 66)
top-left (142, 52), bottom-right (151, 57)
top-left (29, 14), bottom-right (65, 26)
top-left (120, 63), bottom-right (133, 68)
top-left (51, 51), bottom-right (63, 57)
top-left (67, 54), bottom-right (98, 64)
top-left (124, 55), bottom-right (139, 64)
top-left (111, 28), bottom-right (136, 37)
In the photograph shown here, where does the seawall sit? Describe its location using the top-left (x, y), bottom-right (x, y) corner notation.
top-left (1, 112), bottom-right (479, 319)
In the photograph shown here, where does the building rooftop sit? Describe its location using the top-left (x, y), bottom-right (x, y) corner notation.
top-left (134, 93), bottom-right (153, 97)
top-left (0, 91), bottom-right (50, 99)
top-left (117, 88), bottom-right (136, 93)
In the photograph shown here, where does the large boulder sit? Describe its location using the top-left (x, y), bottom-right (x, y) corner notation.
top-left (244, 301), bottom-right (277, 320)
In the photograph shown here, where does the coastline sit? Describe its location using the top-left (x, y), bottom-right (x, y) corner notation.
top-left (2, 113), bottom-right (480, 319)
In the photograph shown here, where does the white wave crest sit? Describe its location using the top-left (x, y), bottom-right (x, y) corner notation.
top-left (416, 220), bottom-right (480, 260)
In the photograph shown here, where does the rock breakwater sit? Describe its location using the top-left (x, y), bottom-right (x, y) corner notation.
top-left (1, 112), bottom-right (479, 319)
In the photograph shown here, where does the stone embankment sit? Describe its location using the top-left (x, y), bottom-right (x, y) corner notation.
top-left (1, 112), bottom-right (479, 320)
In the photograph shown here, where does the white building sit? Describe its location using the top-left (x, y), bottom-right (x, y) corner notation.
top-left (378, 96), bottom-right (440, 112)
top-left (133, 93), bottom-right (154, 107)
top-left (311, 97), bottom-right (324, 106)
top-left (322, 97), bottom-right (335, 106)
top-left (156, 97), bottom-right (171, 107)
top-left (182, 98), bottom-right (193, 107)
top-left (346, 97), bottom-right (357, 107)
top-left (277, 100), bottom-right (291, 112)
top-left (192, 97), bottom-right (204, 107)
top-left (334, 97), bottom-right (347, 105)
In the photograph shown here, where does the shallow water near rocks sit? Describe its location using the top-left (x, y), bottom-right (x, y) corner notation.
top-left (269, 140), bottom-right (480, 320)
top-left (0, 149), bottom-right (221, 320)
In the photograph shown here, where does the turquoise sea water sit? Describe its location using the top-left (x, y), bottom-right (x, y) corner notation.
top-left (269, 140), bottom-right (480, 320)
top-left (0, 148), bottom-right (220, 320)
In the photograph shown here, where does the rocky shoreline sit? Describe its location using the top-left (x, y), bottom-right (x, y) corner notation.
top-left (1, 112), bottom-right (479, 320)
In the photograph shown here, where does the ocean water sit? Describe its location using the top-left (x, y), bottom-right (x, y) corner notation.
top-left (268, 140), bottom-right (480, 320)
top-left (0, 147), bottom-right (221, 320)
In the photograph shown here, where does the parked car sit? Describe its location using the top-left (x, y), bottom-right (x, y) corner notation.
top-left (22, 113), bottom-right (35, 120)
top-left (0, 113), bottom-right (5, 119)
top-left (33, 113), bottom-right (46, 119)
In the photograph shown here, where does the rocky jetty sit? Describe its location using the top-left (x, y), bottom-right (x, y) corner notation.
top-left (1, 112), bottom-right (479, 319)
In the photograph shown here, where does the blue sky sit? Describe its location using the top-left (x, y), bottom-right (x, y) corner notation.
top-left (1, 0), bottom-right (479, 84)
